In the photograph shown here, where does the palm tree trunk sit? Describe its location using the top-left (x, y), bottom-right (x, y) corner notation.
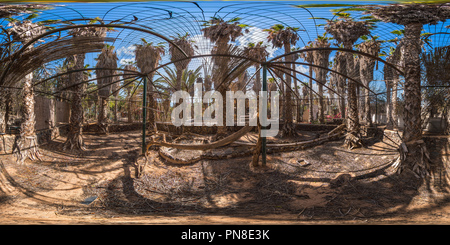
top-left (281, 44), bottom-right (296, 137)
top-left (399, 22), bottom-right (429, 177)
top-left (147, 74), bottom-right (157, 132)
top-left (385, 78), bottom-right (393, 128)
top-left (0, 90), bottom-right (8, 133)
top-left (343, 42), bottom-right (362, 149)
top-left (64, 54), bottom-right (86, 150)
top-left (392, 75), bottom-right (399, 129)
top-left (14, 73), bottom-right (41, 163)
top-left (308, 67), bottom-right (314, 123)
top-left (113, 98), bottom-right (118, 123)
top-left (363, 80), bottom-right (372, 126)
top-left (98, 96), bottom-right (109, 134)
top-left (127, 88), bottom-right (133, 123)
top-left (317, 70), bottom-right (325, 124)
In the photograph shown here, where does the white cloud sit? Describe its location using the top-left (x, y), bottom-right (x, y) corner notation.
top-left (117, 45), bottom-right (136, 56)
top-left (236, 26), bottom-right (277, 57)
top-left (120, 57), bottom-right (135, 66)
top-left (295, 64), bottom-right (308, 74)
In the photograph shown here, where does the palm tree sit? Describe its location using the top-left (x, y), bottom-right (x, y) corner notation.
top-left (64, 25), bottom-right (107, 150)
top-left (299, 44), bottom-right (315, 123)
top-left (95, 45), bottom-right (118, 134)
top-left (311, 35), bottom-right (332, 124)
top-left (325, 15), bottom-right (370, 149)
top-left (8, 20), bottom-right (46, 163)
top-left (358, 37), bottom-right (381, 126)
top-left (134, 39), bottom-right (165, 132)
top-left (169, 33), bottom-right (195, 93)
top-left (243, 42), bottom-right (269, 95)
top-left (123, 64), bottom-right (138, 123)
top-left (367, 3), bottom-right (450, 177)
top-left (201, 17), bottom-right (246, 138)
top-left (265, 24), bottom-right (300, 137)
top-left (331, 52), bottom-right (347, 119)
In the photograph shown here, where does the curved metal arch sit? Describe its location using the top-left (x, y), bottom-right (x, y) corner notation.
top-left (214, 2), bottom-right (314, 46)
top-left (0, 23), bottom-right (189, 86)
top-left (266, 47), bottom-right (404, 76)
top-left (33, 67), bottom-right (142, 90)
top-left (268, 64), bottom-right (342, 100)
top-left (269, 61), bottom-right (377, 96)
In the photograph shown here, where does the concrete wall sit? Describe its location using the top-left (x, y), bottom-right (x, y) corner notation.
top-left (34, 96), bottom-right (70, 130)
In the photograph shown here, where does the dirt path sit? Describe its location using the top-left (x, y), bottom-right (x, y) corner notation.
top-left (1, 130), bottom-right (450, 224)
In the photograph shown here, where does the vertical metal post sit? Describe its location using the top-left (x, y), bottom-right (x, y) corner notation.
top-left (262, 64), bottom-right (267, 166)
top-left (142, 76), bottom-right (147, 155)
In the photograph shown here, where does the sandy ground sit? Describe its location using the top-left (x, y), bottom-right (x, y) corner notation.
top-left (1, 130), bottom-right (450, 225)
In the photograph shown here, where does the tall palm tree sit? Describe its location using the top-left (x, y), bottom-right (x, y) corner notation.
top-left (134, 39), bottom-right (165, 132)
top-left (358, 37), bottom-right (381, 126)
top-left (95, 45), bottom-right (118, 134)
top-left (332, 52), bottom-right (347, 119)
top-left (311, 35), bottom-right (332, 124)
top-left (265, 24), bottom-right (300, 137)
top-left (64, 25), bottom-right (107, 150)
top-left (201, 17), bottom-right (246, 138)
top-left (8, 20), bottom-right (46, 163)
top-left (299, 44), bottom-right (316, 123)
top-left (123, 64), bottom-right (138, 123)
top-left (325, 15), bottom-right (370, 149)
top-left (243, 42), bottom-right (269, 95)
top-left (0, 88), bottom-right (12, 133)
top-left (367, 3), bottom-right (450, 177)
top-left (169, 33), bottom-right (195, 93)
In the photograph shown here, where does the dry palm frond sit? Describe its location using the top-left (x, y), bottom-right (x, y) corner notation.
top-left (311, 38), bottom-right (332, 76)
top-left (422, 46), bottom-right (450, 86)
top-left (243, 42), bottom-right (269, 63)
top-left (265, 24), bottom-right (300, 49)
top-left (358, 39), bottom-right (381, 82)
top-left (7, 20), bottom-right (46, 46)
top-left (0, 4), bottom-right (47, 18)
top-left (96, 45), bottom-right (118, 97)
top-left (135, 43), bottom-right (165, 75)
top-left (324, 19), bottom-right (370, 46)
top-left (69, 26), bottom-right (107, 39)
top-left (1, 35), bottom-right (113, 88)
top-left (201, 18), bottom-right (243, 44)
top-left (169, 35), bottom-right (194, 71)
top-left (365, 3), bottom-right (450, 25)
top-left (211, 44), bottom-right (255, 91)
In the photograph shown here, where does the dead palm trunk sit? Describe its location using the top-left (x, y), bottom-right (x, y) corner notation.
top-left (96, 45), bottom-right (118, 134)
top-left (64, 26), bottom-right (107, 149)
top-left (401, 22), bottom-right (424, 172)
top-left (333, 52), bottom-right (346, 119)
top-left (0, 89), bottom-right (12, 133)
top-left (367, 3), bottom-right (450, 177)
top-left (265, 24), bottom-right (299, 136)
top-left (8, 20), bottom-right (45, 163)
top-left (282, 42), bottom-right (296, 136)
top-left (325, 18), bottom-right (370, 149)
top-left (344, 40), bottom-right (361, 149)
top-left (14, 72), bottom-right (41, 163)
top-left (123, 64), bottom-right (138, 123)
top-left (64, 53), bottom-right (86, 150)
top-left (312, 39), bottom-right (332, 124)
top-left (309, 67), bottom-right (314, 123)
top-left (359, 40), bottom-right (380, 126)
top-left (384, 56), bottom-right (394, 128)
